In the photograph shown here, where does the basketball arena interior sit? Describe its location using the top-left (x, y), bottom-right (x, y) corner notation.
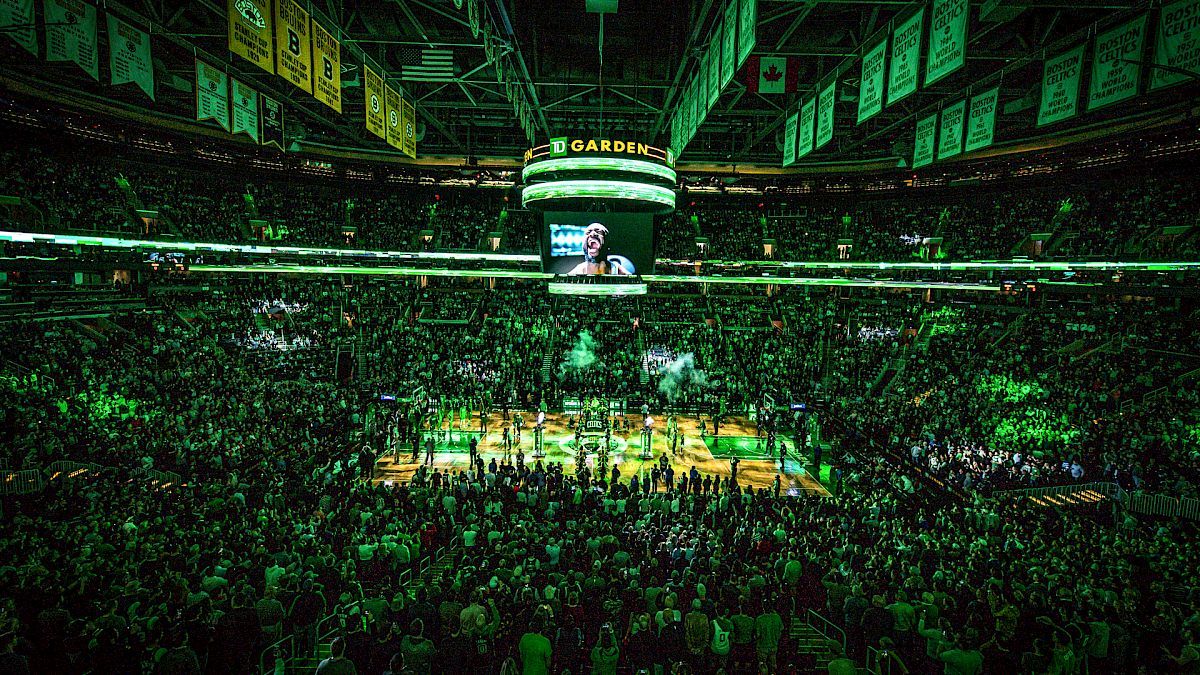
top-left (1, 0), bottom-right (1199, 673)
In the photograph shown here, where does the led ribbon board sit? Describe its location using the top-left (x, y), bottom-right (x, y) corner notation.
top-left (521, 180), bottom-right (676, 210)
top-left (522, 157), bottom-right (677, 184)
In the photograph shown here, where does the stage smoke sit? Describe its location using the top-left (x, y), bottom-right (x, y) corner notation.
top-left (657, 353), bottom-right (709, 402)
top-left (559, 330), bottom-right (597, 379)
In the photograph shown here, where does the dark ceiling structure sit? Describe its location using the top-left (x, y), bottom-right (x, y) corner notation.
top-left (1, 0), bottom-right (1196, 168)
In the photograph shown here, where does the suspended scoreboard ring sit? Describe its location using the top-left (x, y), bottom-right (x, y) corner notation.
top-left (520, 138), bottom-right (677, 214)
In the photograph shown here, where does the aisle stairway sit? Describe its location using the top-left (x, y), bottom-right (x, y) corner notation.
top-left (791, 616), bottom-right (836, 671)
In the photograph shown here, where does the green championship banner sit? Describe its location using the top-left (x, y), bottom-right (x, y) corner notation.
top-left (782, 111), bottom-right (798, 167)
top-left (275, 0), bottom-right (312, 94)
top-left (44, 0), bottom-right (99, 80)
top-left (912, 113), bottom-right (937, 168)
top-left (401, 97), bottom-right (417, 158)
top-left (364, 65), bottom-right (386, 139)
top-left (936, 99), bottom-right (965, 160)
top-left (1037, 44), bottom-right (1085, 126)
top-left (797, 97), bottom-right (815, 158)
top-left (227, 0), bottom-right (273, 74)
top-left (1, 0), bottom-right (38, 56)
top-left (312, 19), bottom-right (342, 113)
top-left (691, 78), bottom-right (703, 132)
top-left (1088, 14), bottom-right (1147, 110)
top-left (261, 94), bottom-right (284, 150)
top-left (815, 79), bottom-right (836, 149)
top-left (231, 78), bottom-right (260, 142)
top-left (384, 84), bottom-right (403, 151)
top-left (926, 0), bottom-right (969, 86)
top-left (888, 10), bottom-right (923, 106)
top-left (1152, 0), bottom-right (1200, 90)
top-left (857, 39), bottom-right (887, 124)
top-left (737, 0), bottom-right (756, 69)
top-left (706, 38), bottom-right (720, 110)
top-left (964, 86), bottom-right (999, 152)
top-left (721, 0), bottom-right (737, 88)
top-left (107, 14), bottom-right (154, 100)
top-left (196, 59), bottom-right (231, 131)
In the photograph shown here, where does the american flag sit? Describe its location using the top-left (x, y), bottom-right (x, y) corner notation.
top-left (399, 47), bottom-right (456, 82)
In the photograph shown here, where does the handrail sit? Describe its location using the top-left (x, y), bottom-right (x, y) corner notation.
top-left (866, 645), bottom-right (909, 675)
top-left (257, 633), bottom-right (293, 675)
top-left (806, 608), bottom-right (846, 653)
top-left (995, 481), bottom-right (1123, 501)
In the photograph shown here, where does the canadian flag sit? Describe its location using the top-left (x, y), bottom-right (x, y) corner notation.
top-left (744, 56), bottom-right (801, 94)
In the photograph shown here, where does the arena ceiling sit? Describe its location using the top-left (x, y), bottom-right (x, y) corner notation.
top-left (2, 0), bottom-right (1195, 168)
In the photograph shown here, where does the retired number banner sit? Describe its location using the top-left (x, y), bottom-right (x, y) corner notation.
top-left (275, 0), bottom-right (312, 93)
top-left (1152, 0), bottom-right (1200, 89)
top-left (44, 0), bottom-right (99, 80)
top-left (721, 0), bottom-right (737, 88)
top-left (796, 98), bottom-right (815, 159)
top-left (926, 0), bottom-right (968, 86)
top-left (937, 100), bottom-right (965, 160)
top-left (364, 65), bottom-right (386, 139)
top-left (737, 0), bottom-right (756, 69)
top-left (227, 0), bottom-right (273, 73)
top-left (857, 40), bottom-right (887, 124)
top-left (1088, 15), bottom-right (1148, 110)
top-left (107, 15), bottom-right (154, 100)
top-left (815, 79), bottom-right (836, 150)
top-left (1037, 44), bottom-right (1085, 126)
top-left (912, 113), bottom-right (937, 168)
top-left (261, 94), bottom-right (284, 150)
top-left (401, 97), bottom-right (417, 158)
top-left (888, 10), bottom-right (923, 105)
top-left (385, 85), bottom-right (403, 151)
top-left (964, 87), bottom-right (999, 153)
top-left (311, 20), bottom-right (342, 112)
top-left (782, 112), bottom-right (798, 167)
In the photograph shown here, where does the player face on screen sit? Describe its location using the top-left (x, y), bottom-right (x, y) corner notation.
top-left (568, 222), bottom-right (630, 276)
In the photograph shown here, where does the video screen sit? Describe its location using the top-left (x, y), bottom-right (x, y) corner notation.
top-left (542, 212), bottom-right (653, 276)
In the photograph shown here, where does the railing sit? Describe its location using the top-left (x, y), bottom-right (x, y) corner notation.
top-left (131, 467), bottom-right (183, 487)
top-left (995, 481), bottom-right (1124, 503)
top-left (257, 634), bottom-right (293, 675)
top-left (0, 470), bottom-right (44, 495)
top-left (806, 609), bottom-right (846, 653)
top-left (1128, 492), bottom-right (1200, 521)
top-left (866, 645), bottom-right (910, 674)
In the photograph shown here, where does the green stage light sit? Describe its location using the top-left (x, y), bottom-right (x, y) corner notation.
top-left (522, 157), bottom-right (677, 184)
top-left (521, 180), bottom-right (676, 209)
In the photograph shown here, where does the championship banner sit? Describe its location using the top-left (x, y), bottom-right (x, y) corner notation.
top-left (231, 78), bottom-right (260, 142)
top-left (1037, 44), bottom-right (1085, 126)
top-left (196, 60), bottom-right (231, 131)
top-left (737, 0), bottom-right (756, 69)
top-left (964, 86), bottom-right (999, 152)
top-left (936, 99), bottom-right (965, 160)
top-left (311, 19), bottom-right (342, 113)
top-left (44, 0), bottom-right (99, 81)
top-left (706, 38), bottom-right (720, 109)
top-left (1088, 14), bottom-right (1147, 110)
top-left (691, 78), bottom-right (703, 132)
top-left (721, 0), bottom-right (737, 88)
top-left (925, 0), bottom-right (968, 86)
top-left (888, 10), bottom-right (923, 106)
top-left (782, 111), bottom-right (798, 167)
top-left (275, 0), bottom-right (312, 94)
top-left (261, 94), bottom-right (284, 150)
top-left (1151, 0), bottom-right (1200, 90)
top-left (1, 0), bottom-right (38, 56)
top-left (384, 84), bottom-right (403, 150)
top-left (912, 113), bottom-right (937, 168)
top-left (856, 39), bottom-right (887, 124)
top-left (107, 14), bottom-right (154, 100)
top-left (796, 97), bottom-right (815, 158)
top-left (364, 65), bottom-right (386, 139)
top-left (401, 97), bottom-right (417, 158)
top-left (227, 0), bottom-right (273, 74)
top-left (815, 79), bottom-right (836, 150)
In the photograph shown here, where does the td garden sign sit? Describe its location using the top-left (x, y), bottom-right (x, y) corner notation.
top-left (524, 137), bottom-right (675, 167)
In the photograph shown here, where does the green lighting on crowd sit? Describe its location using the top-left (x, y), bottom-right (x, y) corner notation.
top-left (188, 265), bottom-right (552, 279)
top-left (520, 180), bottom-right (676, 209)
top-left (522, 158), bottom-right (677, 184)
